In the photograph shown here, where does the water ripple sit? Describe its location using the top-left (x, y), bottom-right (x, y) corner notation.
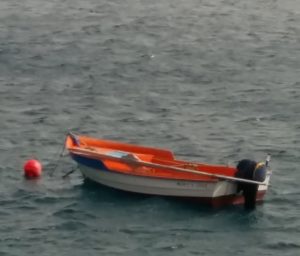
top-left (1, 0), bottom-right (300, 255)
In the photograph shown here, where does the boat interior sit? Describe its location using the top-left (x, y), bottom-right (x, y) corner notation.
top-left (66, 134), bottom-right (237, 181)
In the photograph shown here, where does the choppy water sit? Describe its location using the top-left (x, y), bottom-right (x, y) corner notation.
top-left (1, 0), bottom-right (300, 255)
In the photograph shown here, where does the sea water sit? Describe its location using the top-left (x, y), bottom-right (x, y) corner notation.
top-left (1, 0), bottom-right (300, 255)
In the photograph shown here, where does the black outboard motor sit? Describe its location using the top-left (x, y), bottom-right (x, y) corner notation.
top-left (236, 159), bottom-right (267, 210)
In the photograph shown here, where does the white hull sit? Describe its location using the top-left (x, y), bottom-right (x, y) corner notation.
top-left (78, 164), bottom-right (269, 198)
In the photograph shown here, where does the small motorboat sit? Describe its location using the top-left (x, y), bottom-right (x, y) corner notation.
top-left (65, 133), bottom-right (272, 208)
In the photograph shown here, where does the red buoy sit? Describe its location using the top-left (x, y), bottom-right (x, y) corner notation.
top-left (23, 159), bottom-right (42, 178)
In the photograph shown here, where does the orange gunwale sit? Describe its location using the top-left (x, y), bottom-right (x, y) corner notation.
top-left (66, 135), bottom-right (237, 182)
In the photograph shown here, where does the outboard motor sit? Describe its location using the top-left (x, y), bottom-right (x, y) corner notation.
top-left (236, 159), bottom-right (267, 209)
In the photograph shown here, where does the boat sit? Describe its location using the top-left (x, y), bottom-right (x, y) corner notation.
top-left (65, 133), bottom-right (272, 208)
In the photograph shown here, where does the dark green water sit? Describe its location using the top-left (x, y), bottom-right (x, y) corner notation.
top-left (1, 0), bottom-right (300, 255)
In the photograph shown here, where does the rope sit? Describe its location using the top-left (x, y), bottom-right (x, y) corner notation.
top-left (48, 134), bottom-right (68, 177)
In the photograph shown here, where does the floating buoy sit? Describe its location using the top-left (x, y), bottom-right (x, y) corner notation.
top-left (23, 159), bottom-right (42, 178)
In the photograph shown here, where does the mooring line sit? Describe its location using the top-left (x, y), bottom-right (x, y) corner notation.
top-left (49, 133), bottom-right (68, 177)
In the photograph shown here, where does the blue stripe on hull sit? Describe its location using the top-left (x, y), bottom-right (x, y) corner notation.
top-left (71, 153), bottom-right (109, 171)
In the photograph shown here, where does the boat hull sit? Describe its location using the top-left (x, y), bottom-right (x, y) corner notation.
top-left (77, 163), bottom-right (267, 207)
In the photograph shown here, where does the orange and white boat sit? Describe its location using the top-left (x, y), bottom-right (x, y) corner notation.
top-left (65, 133), bottom-right (272, 208)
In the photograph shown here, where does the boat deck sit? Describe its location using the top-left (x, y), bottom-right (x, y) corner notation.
top-left (66, 134), bottom-right (237, 182)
